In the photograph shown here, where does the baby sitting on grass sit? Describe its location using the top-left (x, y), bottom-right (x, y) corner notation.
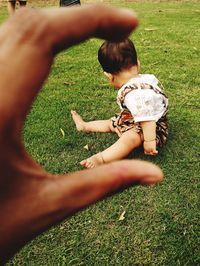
top-left (71, 38), bottom-right (168, 168)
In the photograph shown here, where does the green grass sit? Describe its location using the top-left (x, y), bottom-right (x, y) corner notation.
top-left (1, 1), bottom-right (199, 265)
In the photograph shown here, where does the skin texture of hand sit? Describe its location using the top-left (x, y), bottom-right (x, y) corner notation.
top-left (141, 121), bottom-right (158, 155)
top-left (143, 140), bottom-right (158, 155)
top-left (0, 5), bottom-right (163, 264)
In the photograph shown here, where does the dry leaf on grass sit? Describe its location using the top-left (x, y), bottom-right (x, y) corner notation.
top-left (144, 28), bottom-right (157, 31)
top-left (119, 211), bottom-right (126, 221)
top-left (63, 81), bottom-right (75, 86)
top-left (83, 144), bottom-right (89, 150)
top-left (60, 128), bottom-right (65, 138)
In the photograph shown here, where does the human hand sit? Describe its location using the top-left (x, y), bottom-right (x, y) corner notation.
top-left (0, 5), bottom-right (163, 264)
top-left (143, 140), bottom-right (158, 155)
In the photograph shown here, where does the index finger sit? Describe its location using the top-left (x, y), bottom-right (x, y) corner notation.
top-left (42, 4), bottom-right (138, 52)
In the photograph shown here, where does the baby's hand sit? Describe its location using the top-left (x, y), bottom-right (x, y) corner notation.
top-left (143, 140), bottom-right (158, 155)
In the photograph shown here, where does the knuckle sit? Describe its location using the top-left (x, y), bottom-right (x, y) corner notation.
top-left (7, 8), bottom-right (49, 45)
top-left (89, 4), bottom-right (105, 14)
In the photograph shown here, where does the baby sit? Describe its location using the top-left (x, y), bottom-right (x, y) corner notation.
top-left (71, 38), bottom-right (168, 168)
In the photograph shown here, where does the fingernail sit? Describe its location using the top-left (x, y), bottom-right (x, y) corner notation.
top-left (120, 8), bottom-right (139, 23)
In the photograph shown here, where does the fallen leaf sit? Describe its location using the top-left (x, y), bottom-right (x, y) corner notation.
top-left (63, 81), bottom-right (75, 86)
top-left (83, 144), bottom-right (89, 150)
top-left (60, 128), bottom-right (65, 138)
top-left (144, 28), bottom-right (157, 31)
top-left (119, 210), bottom-right (126, 221)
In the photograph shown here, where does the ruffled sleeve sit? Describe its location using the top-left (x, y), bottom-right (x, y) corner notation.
top-left (124, 88), bottom-right (166, 122)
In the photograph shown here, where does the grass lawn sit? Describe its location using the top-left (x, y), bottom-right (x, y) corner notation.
top-left (1, 1), bottom-right (199, 265)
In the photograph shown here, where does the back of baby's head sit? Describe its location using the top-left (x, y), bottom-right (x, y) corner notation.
top-left (98, 38), bottom-right (137, 74)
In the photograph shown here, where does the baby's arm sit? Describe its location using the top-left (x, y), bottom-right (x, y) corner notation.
top-left (140, 121), bottom-right (158, 155)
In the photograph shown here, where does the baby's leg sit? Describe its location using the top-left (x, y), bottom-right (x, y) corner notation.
top-left (71, 110), bottom-right (113, 133)
top-left (80, 129), bottom-right (142, 168)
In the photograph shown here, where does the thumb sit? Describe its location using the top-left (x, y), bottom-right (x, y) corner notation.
top-left (46, 160), bottom-right (163, 219)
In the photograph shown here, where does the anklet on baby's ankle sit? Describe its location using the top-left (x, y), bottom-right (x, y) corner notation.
top-left (99, 153), bottom-right (105, 164)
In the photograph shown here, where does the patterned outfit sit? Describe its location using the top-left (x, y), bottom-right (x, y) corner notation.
top-left (111, 74), bottom-right (168, 147)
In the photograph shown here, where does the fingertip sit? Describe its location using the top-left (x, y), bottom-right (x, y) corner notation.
top-left (120, 8), bottom-right (139, 25)
top-left (126, 160), bottom-right (164, 185)
top-left (142, 163), bottom-right (163, 185)
top-left (91, 4), bottom-right (139, 41)
top-left (94, 160), bottom-right (163, 187)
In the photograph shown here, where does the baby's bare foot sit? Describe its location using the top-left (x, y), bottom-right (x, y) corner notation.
top-left (80, 153), bottom-right (104, 168)
top-left (71, 110), bottom-right (85, 131)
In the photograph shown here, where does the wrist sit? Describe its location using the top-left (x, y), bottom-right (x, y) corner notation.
top-left (144, 138), bottom-right (156, 142)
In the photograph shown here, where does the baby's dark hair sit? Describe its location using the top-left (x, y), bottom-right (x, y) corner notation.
top-left (98, 38), bottom-right (138, 74)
